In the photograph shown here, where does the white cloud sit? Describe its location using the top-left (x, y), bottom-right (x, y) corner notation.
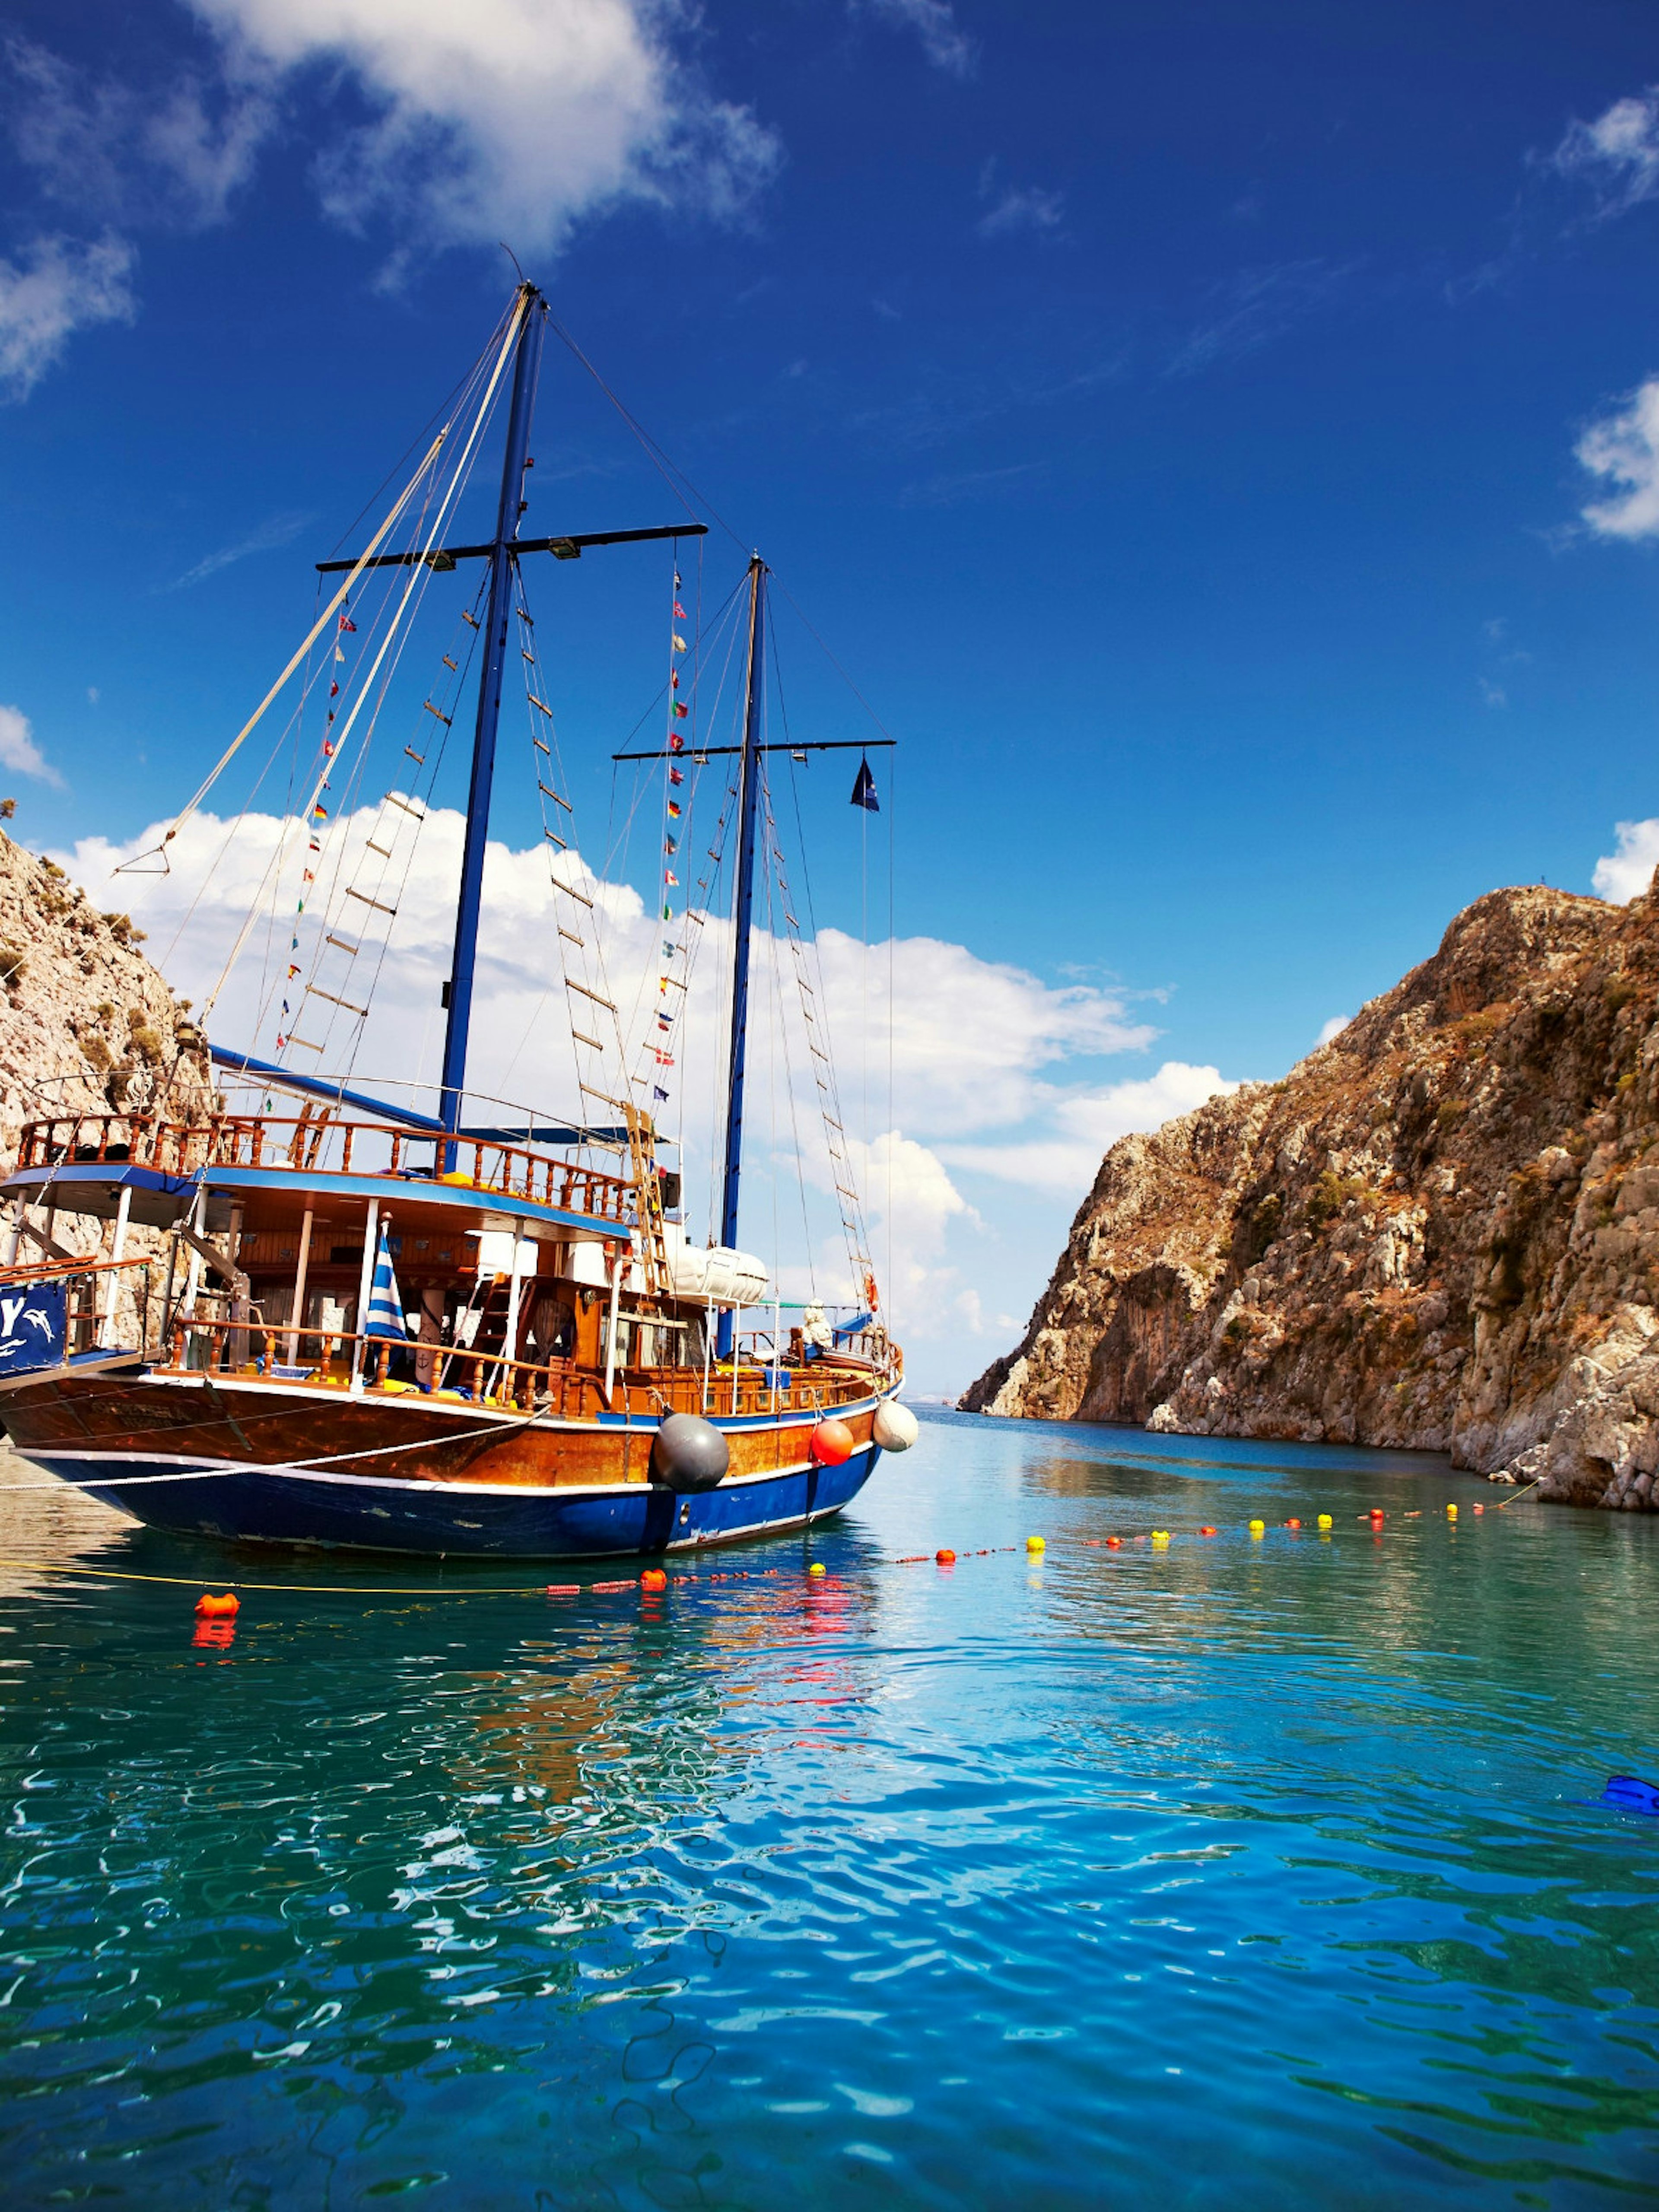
top-left (976, 159), bottom-right (1063, 239)
top-left (863, 0), bottom-right (976, 77)
top-left (1479, 677), bottom-right (1508, 709)
top-left (6, 35), bottom-right (272, 229)
top-left (978, 184), bottom-right (1065, 239)
top-left (1575, 379), bottom-right (1659, 540)
top-left (187, 0), bottom-right (779, 257)
top-left (1552, 88), bottom-right (1659, 218)
top-left (172, 509), bottom-right (316, 590)
top-left (56, 804), bottom-right (1176, 1360)
top-left (1169, 257), bottom-right (1356, 378)
top-left (0, 706), bottom-right (64, 788)
top-left (1314, 1014), bottom-right (1351, 1047)
top-left (940, 1061), bottom-right (1239, 1196)
top-left (0, 233), bottom-right (135, 401)
top-left (1593, 818), bottom-right (1659, 903)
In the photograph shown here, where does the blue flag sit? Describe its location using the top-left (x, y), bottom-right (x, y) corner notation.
top-left (850, 756), bottom-right (879, 812)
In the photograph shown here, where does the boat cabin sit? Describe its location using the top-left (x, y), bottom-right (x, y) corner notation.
top-left (0, 1100), bottom-right (892, 1421)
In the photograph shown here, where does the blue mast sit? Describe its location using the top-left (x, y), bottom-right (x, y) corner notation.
top-left (716, 555), bottom-right (766, 1359)
top-left (439, 283), bottom-right (545, 1135)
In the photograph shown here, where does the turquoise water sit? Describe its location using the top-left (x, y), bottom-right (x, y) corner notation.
top-left (1, 1410), bottom-right (1658, 2209)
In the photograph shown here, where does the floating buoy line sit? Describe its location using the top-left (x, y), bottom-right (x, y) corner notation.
top-left (0, 1489), bottom-right (1542, 1618)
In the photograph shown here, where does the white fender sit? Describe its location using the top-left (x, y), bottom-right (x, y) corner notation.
top-left (873, 1398), bottom-right (918, 1452)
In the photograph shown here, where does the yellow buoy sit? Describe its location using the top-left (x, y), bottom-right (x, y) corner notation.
top-left (1249, 1519), bottom-right (1265, 1537)
top-left (1316, 1514), bottom-right (1332, 1530)
top-left (808, 1561), bottom-right (826, 1578)
top-left (1446, 1503), bottom-right (1458, 1519)
top-left (1026, 1535), bottom-right (1046, 1553)
top-left (1151, 1529), bottom-right (1170, 1545)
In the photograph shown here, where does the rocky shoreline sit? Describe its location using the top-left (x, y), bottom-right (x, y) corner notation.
top-left (963, 878), bottom-right (1659, 1510)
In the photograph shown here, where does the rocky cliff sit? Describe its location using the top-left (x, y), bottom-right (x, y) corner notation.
top-left (963, 878), bottom-right (1659, 1509)
top-left (0, 829), bottom-right (211, 1241)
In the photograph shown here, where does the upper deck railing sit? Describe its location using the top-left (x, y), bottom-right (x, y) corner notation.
top-left (14, 1112), bottom-right (633, 1226)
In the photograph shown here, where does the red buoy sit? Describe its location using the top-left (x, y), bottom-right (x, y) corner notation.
top-left (810, 1418), bottom-right (855, 1466)
top-left (640, 1569), bottom-right (667, 1592)
top-left (1199, 1526), bottom-right (1217, 1537)
top-left (194, 1592), bottom-right (239, 1618)
top-left (1105, 1536), bottom-right (1122, 1549)
top-left (935, 1547), bottom-right (956, 1565)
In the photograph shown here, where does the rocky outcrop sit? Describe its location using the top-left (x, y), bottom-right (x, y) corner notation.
top-left (0, 831), bottom-right (213, 1332)
top-left (0, 832), bottom-right (211, 1157)
top-left (962, 877), bottom-right (1659, 1509)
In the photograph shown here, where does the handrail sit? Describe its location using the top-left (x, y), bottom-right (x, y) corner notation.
top-left (13, 1112), bottom-right (632, 1224)
top-left (156, 1317), bottom-right (886, 1424)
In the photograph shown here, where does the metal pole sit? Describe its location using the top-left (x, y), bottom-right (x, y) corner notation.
top-left (498, 1238), bottom-right (527, 1403)
top-left (350, 1196), bottom-right (379, 1393)
top-left (439, 284), bottom-right (546, 1140)
top-left (604, 1244), bottom-right (622, 1406)
top-left (181, 1188), bottom-right (205, 1328)
top-left (716, 556), bottom-right (766, 1360)
top-left (99, 1184), bottom-right (132, 1348)
top-left (287, 1204), bottom-right (314, 1366)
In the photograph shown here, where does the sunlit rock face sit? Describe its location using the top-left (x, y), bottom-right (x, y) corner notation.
top-left (0, 829), bottom-right (213, 1339)
top-left (0, 829), bottom-right (212, 1149)
top-left (963, 875), bottom-right (1659, 1509)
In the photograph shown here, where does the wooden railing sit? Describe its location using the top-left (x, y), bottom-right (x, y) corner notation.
top-left (156, 1317), bottom-right (890, 1422)
top-left (16, 1113), bottom-right (632, 1224)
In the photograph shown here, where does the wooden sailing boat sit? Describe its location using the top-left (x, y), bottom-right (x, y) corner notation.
top-left (0, 282), bottom-right (915, 1557)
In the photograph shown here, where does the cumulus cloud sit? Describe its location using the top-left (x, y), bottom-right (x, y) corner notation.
top-left (1593, 818), bottom-right (1659, 903)
top-left (1315, 1014), bottom-right (1351, 1047)
top-left (940, 1061), bottom-right (1239, 1196)
top-left (1551, 87), bottom-right (1659, 219)
top-left (0, 6), bottom-right (777, 382)
top-left (184, 0), bottom-right (779, 257)
top-left (1575, 379), bottom-right (1659, 540)
top-left (0, 232), bottom-right (134, 401)
top-left (56, 804), bottom-right (1177, 1352)
top-left (0, 706), bottom-right (64, 788)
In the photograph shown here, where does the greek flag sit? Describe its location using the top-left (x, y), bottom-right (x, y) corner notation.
top-left (363, 1221), bottom-right (409, 1341)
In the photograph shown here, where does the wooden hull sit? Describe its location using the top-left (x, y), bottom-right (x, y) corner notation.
top-left (0, 1367), bottom-right (887, 1559)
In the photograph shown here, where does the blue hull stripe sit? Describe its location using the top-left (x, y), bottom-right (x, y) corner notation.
top-left (25, 1447), bottom-right (884, 1559)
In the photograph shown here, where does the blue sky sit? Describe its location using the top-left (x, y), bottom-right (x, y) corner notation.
top-left (5, 0), bottom-right (1659, 1391)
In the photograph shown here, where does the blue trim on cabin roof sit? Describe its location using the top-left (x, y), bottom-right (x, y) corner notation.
top-left (210, 1047), bottom-right (630, 1146)
top-left (0, 1161), bottom-right (627, 1242)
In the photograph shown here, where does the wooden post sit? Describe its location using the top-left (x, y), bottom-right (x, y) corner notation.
top-left (416, 1284), bottom-right (443, 1390)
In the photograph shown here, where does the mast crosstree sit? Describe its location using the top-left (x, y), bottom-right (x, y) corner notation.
top-left (318, 278), bottom-right (706, 1150)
